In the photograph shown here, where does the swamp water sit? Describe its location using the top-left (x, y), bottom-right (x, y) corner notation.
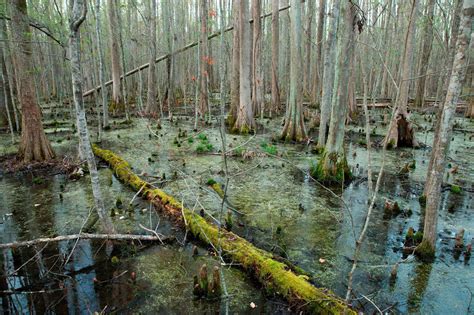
top-left (0, 108), bottom-right (473, 314)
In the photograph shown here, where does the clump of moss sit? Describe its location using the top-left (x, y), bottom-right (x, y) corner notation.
top-left (416, 240), bottom-right (435, 262)
top-left (261, 141), bottom-right (278, 155)
top-left (32, 177), bottom-right (44, 185)
top-left (195, 133), bottom-right (214, 153)
top-left (450, 185), bottom-right (462, 194)
top-left (418, 195), bottom-right (426, 207)
top-left (386, 138), bottom-right (395, 149)
top-left (225, 211), bottom-right (233, 230)
top-left (206, 178), bottom-right (217, 186)
top-left (310, 151), bottom-right (352, 184)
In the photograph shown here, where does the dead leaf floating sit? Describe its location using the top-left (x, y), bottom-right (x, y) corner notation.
top-left (250, 302), bottom-right (257, 309)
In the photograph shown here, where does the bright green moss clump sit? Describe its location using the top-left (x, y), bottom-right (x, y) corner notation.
top-left (450, 185), bottom-right (462, 194)
top-left (311, 150), bottom-right (352, 184)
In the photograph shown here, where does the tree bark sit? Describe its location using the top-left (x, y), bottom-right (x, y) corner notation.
top-left (281, 0), bottom-right (306, 141)
top-left (303, 0), bottom-right (314, 96)
top-left (228, 0), bottom-right (240, 126)
top-left (317, 0), bottom-right (338, 148)
top-left (199, 0), bottom-right (209, 119)
top-left (419, 0), bottom-right (473, 259)
top-left (94, 0), bottom-right (109, 129)
top-left (70, 0), bottom-right (116, 235)
top-left (233, 0), bottom-right (255, 133)
top-left (10, 0), bottom-right (55, 162)
top-left (251, 0), bottom-right (264, 118)
top-left (270, 0), bottom-right (280, 115)
top-left (311, 0), bottom-right (326, 104)
top-left (385, 0), bottom-right (419, 148)
top-left (314, 0), bottom-right (358, 183)
top-left (107, 0), bottom-right (122, 107)
top-left (146, 0), bottom-right (158, 114)
top-left (414, 0), bottom-right (435, 107)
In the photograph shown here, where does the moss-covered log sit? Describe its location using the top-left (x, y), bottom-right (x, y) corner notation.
top-left (92, 144), bottom-right (355, 314)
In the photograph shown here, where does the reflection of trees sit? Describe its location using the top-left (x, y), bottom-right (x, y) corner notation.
top-left (407, 263), bottom-right (432, 313)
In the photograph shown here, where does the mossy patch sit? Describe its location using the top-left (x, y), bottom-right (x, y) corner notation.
top-left (92, 144), bottom-right (355, 314)
top-left (310, 150), bottom-right (352, 184)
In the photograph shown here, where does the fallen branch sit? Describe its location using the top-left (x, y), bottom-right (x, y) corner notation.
top-left (0, 233), bottom-right (168, 249)
top-left (92, 144), bottom-right (355, 314)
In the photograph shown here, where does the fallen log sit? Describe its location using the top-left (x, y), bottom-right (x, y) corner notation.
top-left (92, 144), bottom-right (355, 314)
top-left (0, 233), bottom-right (167, 249)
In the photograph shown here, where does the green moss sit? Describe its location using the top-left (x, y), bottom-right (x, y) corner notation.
top-left (413, 231), bottom-right (423, 244)
top-left (92, 144), bottom-right (355, 314)
top-left (310, 150), bottom-right (352, 184)
top-left (416, 241), bottom-right (435, 262)
top-left (418, 195), bottom-right (426, 207)
top-left (387, 138), bottom-right (395, 149)
top-left (206, 178), bottom-right (217, 186)
top-left (261, 142), bottom-right (278, 155)
top-left (32, 177), bottom-right (44, 185)
top-left (450, 185), bottom-right (462, 194)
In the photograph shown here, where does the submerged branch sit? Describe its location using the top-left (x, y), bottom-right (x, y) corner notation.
top-left (0, 233), bottom-right (168, 249)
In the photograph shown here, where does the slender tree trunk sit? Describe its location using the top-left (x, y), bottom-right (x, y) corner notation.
top-left (419, 0), bottom-right (473, 259)
top-left (69, 0), bottom-right (116, 235)
top-left (314, 0), bottom-right (358, 183)
top-left (385, 0), bottom-right (419, 148)
top-left (146, 0), bottom-right (158, 115)
top-left (94, 0), bottom-right (109, 129)
top-left (233, 0), bottom-right (255, 133)
top-left (311, 0), bottom-right (326, 104)
top-left (199, 0), bottom-right (209, 119)
top-left (228, 0), bottom-right (240, 126)
top-left (107, 0), bottom-right (122, 107)
top-left (270, 0), bottom-right (280, 116)
top-left (303, 0), bottom-right (314, 96)
top-left (414, 0), bottom-right (435, 107)
top-left (251, 0), bottom-right (264, 118)
top-left (281, 0), bottom-right (306, 141)
top-left (317, 0), bottom-right (338, 148)
top-left (116, 2), bottom-right (129, 120)
top-left (11, 0), bottom-right (55, 162)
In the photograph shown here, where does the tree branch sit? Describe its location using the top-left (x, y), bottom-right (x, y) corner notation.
top-left (0, 233), bottom-right (169, 249)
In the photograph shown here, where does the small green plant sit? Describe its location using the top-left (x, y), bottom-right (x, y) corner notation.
top-left (261, 141), bottom-right (277, 155)
top-left (195, 133), bottom-right (213, 153)
top-left (450, 185), bottom-right (462, 194)
top-left (198, 133), bottom-right (208, 141)
top-left (206, 178), bottom-right (217, 186)
top-left (32, 177), bottom-right (44, 185)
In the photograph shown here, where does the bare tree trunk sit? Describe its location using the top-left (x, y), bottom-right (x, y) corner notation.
top-left (69, 0), bottom-right (116, 235)
top-left (414, 0), bottom-right (435, 107)
top-left (107, 0), bottom-right (122, 107)
top-left (233, 0), bottom-right (255, 133)
top-left (314, 0), bottom-right (358, 183)
top-left (303, 0), bottom-right (314, 96)
top-left (11, 0), bottom-right (55, 162)
top-left (419, 0), bottom-right (473, 259)
top-left (270, 0), bottom-right (280, 116)
top-left (281, 0), bottom-right (306, 141)
top-left (199, 0), bottom-right (209, 119)
top-left (317, 0), bottom-right (338, 148)
top-left (380, 0), bottom-right (393, 98)
top-left (385, 0), bottom-right (418, 148)
top-left (146, 0), bottom-right (158, 115)
top-left (311, 0), bottom-right (326, 104)
top-left (228, 0), bottom-right (240, 126)
top-left (251, 0), bottom-right (264, 118)
top-left (94, 0), bottom-right (109, 128)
